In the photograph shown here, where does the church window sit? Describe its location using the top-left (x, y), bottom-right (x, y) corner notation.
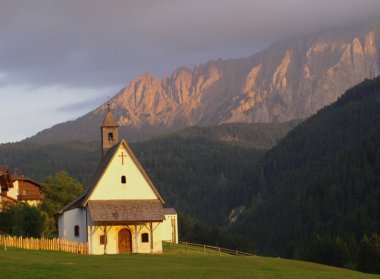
top-left (121, 175), bottom-right (126, 184)
top-left (141, 233), bottom-right (149, 243)
top-left (100, 235), bottom-right (107, 245)
top-left (74, 225), bottom-right (80, 237)
top-left (108, 132), bottom-right (113, 140)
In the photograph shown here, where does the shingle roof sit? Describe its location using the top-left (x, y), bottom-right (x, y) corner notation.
top-left (88, 199), bottom-right (165, 223)
top-left (163, 208), bottom-right (177, 215)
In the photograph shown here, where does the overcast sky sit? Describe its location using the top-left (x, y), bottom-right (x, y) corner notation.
top-left (1, 0), bottom-right (380, 143)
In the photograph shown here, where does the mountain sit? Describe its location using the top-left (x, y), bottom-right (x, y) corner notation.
top-left (232, 77), bottom-right (380, 267)
top-left (26, 18), bottom-right (380, 143)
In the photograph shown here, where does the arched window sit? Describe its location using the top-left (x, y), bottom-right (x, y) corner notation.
top-left (74, 225), bottom-right (80, 237)
top-left (108, 132), bottom-right (113, 140)
top-left (121, 176), bottom-right (126, 184)
top-left (141, 233), bottom-right (149, 243)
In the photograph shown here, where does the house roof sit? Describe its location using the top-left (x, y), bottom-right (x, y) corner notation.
top-left (163, 208), bottom-right (177, 215)
top-left (12, 176), bottom-right (42, 189)
top-left (88, 199), bottom-right (165, 224)
top-left (0, 193), bottom-right (18, 203)
top-left (59, 139), bottom-right (165, 214)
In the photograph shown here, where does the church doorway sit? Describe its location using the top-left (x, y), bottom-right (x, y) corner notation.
top-left (118, 228), bottom-right (132, 253)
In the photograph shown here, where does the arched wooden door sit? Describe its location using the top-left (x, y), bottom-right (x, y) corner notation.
top-left (118, 228), bottom-right (132, 253)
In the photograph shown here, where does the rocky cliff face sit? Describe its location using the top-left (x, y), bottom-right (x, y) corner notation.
top-left (28, 19), bottom-right (380, 143)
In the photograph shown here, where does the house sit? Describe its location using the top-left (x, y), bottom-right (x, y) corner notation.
top-left (0, 166), bottom-right (17, 211)
top-left (58, 105), bottom-right (178, 254)
top-left (0, 165), bottom-right (43, 210)
top-left (8, 176), bottom-right (44, 206)
top-left (0, 165), bottom-right (13, 193)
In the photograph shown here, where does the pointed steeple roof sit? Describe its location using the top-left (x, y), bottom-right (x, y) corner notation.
top-left (102, 104), bottom-right (118, 127)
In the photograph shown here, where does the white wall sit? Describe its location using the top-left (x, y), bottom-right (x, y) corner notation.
top-left (7, 181), bottom-right (18, 200)
top-left (89, 144), bottom-right (158, 201)
top-left (58, 208), bottom-right (87, 243)
top-left (162, 214), bottom-right (178, 243)
top-left (88, 221), bottom-right (162, 255)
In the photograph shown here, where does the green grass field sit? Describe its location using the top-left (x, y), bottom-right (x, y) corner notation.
top-left (0, 243), bottom-right (379, 279)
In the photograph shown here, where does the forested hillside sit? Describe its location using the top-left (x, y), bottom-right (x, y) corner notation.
top-left (0, 121), bottom-right (295, 226)
top-left (233, 77), bottom-right (380, 268)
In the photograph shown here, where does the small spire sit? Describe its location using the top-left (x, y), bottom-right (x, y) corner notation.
top-left (102, 103), bottom-right (118, 127)
top-left (101, 104), bottom-right (119, 158)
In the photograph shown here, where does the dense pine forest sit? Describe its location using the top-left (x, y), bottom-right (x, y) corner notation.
top-left (233, 77), bottom-right (380, 270)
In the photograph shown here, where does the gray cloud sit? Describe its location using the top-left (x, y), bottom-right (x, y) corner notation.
top-left (1, 0), bottom-right (380, 89)
top-left (57, 95), bottom-right (109, 113)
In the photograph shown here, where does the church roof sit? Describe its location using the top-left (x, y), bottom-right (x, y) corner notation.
top-left (88, 200), bottom-right (165, 224)
top-left (102, 105), bottom-right (118, 127)
top-left (59, 139), bottom-right (165, 214)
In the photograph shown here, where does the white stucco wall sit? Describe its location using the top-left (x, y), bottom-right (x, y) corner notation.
top-left (162, 214), bottom-right (178, 243)
top-left (58, 208), bottom-right (87, 243)
top-left (88, 222), bottom-right (162, 255)
top-left (89, 144), bottom-right (157, 201)
top-left (7, 181), bottom-right (19, 200)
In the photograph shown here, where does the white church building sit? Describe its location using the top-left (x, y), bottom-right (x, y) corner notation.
top-left (58, 106), bottom-right (178, 254)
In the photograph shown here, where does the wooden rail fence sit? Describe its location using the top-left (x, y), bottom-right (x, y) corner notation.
top-left (175, 241), bottom-right (254, 256)
top-left (0, 235), bottom-right (88, 254)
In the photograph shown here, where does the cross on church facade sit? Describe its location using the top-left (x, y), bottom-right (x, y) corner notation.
top-left (118, 152), bottom-right (127, 165)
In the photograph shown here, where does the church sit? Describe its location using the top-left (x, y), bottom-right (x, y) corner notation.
top-left (58, 106), bottom-right (178, 254)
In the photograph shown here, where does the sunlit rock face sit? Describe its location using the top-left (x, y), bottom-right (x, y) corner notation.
top-left (98, 24), bottom-right (378, 134)
top-left (29, 20), bottom-right (380, 143)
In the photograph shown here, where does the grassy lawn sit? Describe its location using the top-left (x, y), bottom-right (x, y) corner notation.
top-left (0, 243), bottom-right (379, 279)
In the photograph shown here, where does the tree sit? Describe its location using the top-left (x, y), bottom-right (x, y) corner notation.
top-left (0, 203), bottom-right (44, 237)
top-left (40, 170), bottom-right (83, 236)
top-left (358, 234), bottom-right (380, 274)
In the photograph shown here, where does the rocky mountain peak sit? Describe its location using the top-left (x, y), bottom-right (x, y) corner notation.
top-left (26, 19), bottom-right (380, 143)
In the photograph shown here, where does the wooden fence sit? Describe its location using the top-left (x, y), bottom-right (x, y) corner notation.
top-left (176, 241), bottom-right (254, 256)
top-left (0, 235), bottom-right (88, 254)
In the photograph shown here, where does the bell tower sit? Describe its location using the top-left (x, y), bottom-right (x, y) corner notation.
top-left (101, 104), bottom-right (119, 158)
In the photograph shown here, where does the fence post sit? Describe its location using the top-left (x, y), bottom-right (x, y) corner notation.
top-left (218, 247), bottom-right (221, 256)
top-left (203, 245), bottom-right (206, 254)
